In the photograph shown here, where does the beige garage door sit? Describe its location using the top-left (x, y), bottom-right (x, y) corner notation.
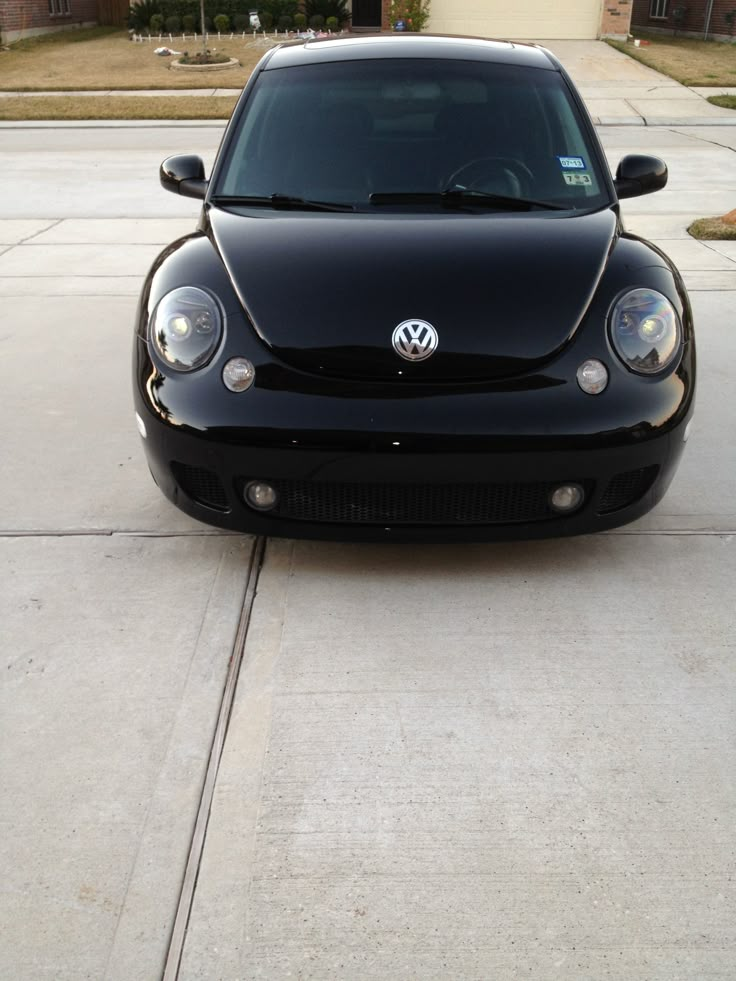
top-left (428, 0), bottom-right (603, 40)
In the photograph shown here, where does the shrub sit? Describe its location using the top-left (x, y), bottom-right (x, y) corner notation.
top-left (309, 13), bottom-right (324, 27)
top-left (293, 11), bottom-right (306, 27)
top-left (179, 48), bottom-right (230, 63)
top-left (165, 13), bottom-right (181, 30)
top-left (259, 0), bottom-right (297, 25)
top-left (671, 4), bottom-right (687, 34)
top-left (214, 12), bottom-right (229, 30)
top-left (305, 0), bottom-right (350, 25)
top-left (150, 12), bottom-right (164, 31)
top-left (130, 0), bottom-right (313, 31)
top-left (128, 0), bottom-right (159, 30)
top-left (277, 13), bottom-right (292, 28)
top-left (325, 15), bottom-right (337, 29)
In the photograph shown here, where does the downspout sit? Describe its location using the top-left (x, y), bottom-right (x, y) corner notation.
top-left (703, 0), bottom-right (715, 39)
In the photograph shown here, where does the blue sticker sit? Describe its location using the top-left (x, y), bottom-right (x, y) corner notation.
top-left (558, 156), bottom-right (586, 170)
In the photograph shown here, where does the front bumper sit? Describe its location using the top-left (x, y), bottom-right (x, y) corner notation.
top-left (135, 406), bottom-right (690, 542)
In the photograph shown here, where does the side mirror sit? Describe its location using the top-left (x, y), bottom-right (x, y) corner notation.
top-left (614, 154), bottom-right (668, 200)
top-left (160, 154), bottom-right (208, 200)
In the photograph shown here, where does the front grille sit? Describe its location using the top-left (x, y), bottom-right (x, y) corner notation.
top-left (260, 479), bottom-right (572, 526)
top-left (172, 463), bottom-right (230, 512)
top-left (598, 466), bottom-right (658, 515)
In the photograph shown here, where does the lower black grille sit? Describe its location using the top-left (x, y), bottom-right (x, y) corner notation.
top-left (598, 466), bottom-right (658, 515)
top-left (261, 479), bottom-right (573, 526)
top-left (172, 463), bottom-right (230, 512)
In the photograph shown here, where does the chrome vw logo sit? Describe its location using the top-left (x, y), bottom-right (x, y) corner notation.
top-left (392, 320), bottom-right (439, 362)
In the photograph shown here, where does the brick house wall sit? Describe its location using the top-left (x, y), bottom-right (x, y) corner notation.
top-left (632, 0), bottom-right (736, 39)
top-left (381, 0), bottom-right (389, 30)
top-left (0, 0), bottom-right (97, 43)
top-left (601, 0), bottom-right (634, 36)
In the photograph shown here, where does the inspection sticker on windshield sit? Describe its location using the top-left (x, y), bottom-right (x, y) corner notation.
top-left (558, 156), bottom-right (586, 170)
top-left (563, 172), bottom-right (592, 186)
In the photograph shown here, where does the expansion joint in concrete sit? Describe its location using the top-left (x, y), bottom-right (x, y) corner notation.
top-left (161, 535), bottom-right (267, 981)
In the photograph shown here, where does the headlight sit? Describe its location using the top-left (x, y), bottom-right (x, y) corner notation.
top-left (150, 286), bottom-right (223, 371)
top-left (609, 288), bottom-right (681, 375)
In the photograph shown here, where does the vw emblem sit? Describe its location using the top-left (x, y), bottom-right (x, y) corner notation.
top-left (392, 320), bottom-right (439, 362)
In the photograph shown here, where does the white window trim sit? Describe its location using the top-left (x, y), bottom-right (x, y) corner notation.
top-left (649, 0), bottom-right (668, 19)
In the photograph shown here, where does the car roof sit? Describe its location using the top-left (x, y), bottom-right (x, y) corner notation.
top-left (264, 33), bottom-right (561, 72)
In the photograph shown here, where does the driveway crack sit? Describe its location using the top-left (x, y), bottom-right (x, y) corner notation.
top-left (672, 128), bottom-right (736, 153)
top-left (624, 98), bottom-right (647, 124)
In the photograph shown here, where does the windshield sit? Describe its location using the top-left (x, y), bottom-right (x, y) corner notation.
top-left (214, 58), bottom-right (609, 212)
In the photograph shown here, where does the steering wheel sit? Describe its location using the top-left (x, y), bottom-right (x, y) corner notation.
top-left (446, 157), bottom-right (534, 197)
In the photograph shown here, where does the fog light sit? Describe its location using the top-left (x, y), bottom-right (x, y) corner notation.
top-left (550, 483), bottom-right (584, 513)
top-left (135, 412), bottom-right (147, 439)
top-left (577, 359), bottom-right (608, 395)
top-left (223, 357), bottom-right (255, 392)
top-left (245, 481), bottom-right (278, 511)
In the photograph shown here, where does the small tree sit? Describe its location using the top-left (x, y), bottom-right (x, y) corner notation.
top-left (214, 13), bottom-right (229, 31)
top-left (389, 0), bottom-right (430, 31)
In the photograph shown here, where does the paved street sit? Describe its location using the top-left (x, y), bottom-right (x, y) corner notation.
top-left (1, 41), bottom-right (735, 981)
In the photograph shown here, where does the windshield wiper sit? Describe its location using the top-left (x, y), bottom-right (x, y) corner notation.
top-left (210, 193), bottom-right (354, 213)
top-left (369, 189), bottom-right (565, 211)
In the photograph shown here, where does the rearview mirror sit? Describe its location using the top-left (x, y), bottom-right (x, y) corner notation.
top-left (614, 154), bottom-right (668, 200)
top-left (160, 154), bottom-right (208, 200)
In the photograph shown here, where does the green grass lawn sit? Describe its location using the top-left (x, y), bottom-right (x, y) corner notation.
top-left (0, 95), bottom-right (237, 120)
top-left (0, 26), bottom-right (267, 91)
top-left (606, 32), bottom-right (736, 87)
top-left (707, 94), bottom-right (736, 109)
top-left (688, 216), bottom-right (736, 239)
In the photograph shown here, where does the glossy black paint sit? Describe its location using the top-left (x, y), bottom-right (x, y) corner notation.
top-left (133, 34), bottom-right (695, 542)
top-left (614, 154), bottom-right (668, 200)
top-left (208, 207), bottom-right (616, 382)
top-left (160, 154), bottom-right (208, 199)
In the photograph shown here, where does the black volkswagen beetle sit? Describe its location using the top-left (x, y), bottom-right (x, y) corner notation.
top-left (133, 34), bottom-right (695, 542)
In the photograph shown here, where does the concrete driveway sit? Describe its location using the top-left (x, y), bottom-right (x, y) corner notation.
top-left (546, 40), bottom-right (736, 125)
top-left (1, 43), bottom-right (735, 981)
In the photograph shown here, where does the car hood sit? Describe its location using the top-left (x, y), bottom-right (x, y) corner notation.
top-left (208, 206), bottom-right (617, 381)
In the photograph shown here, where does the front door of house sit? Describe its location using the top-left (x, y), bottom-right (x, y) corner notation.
top-left (352, 0), bottom-right (382, 28)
